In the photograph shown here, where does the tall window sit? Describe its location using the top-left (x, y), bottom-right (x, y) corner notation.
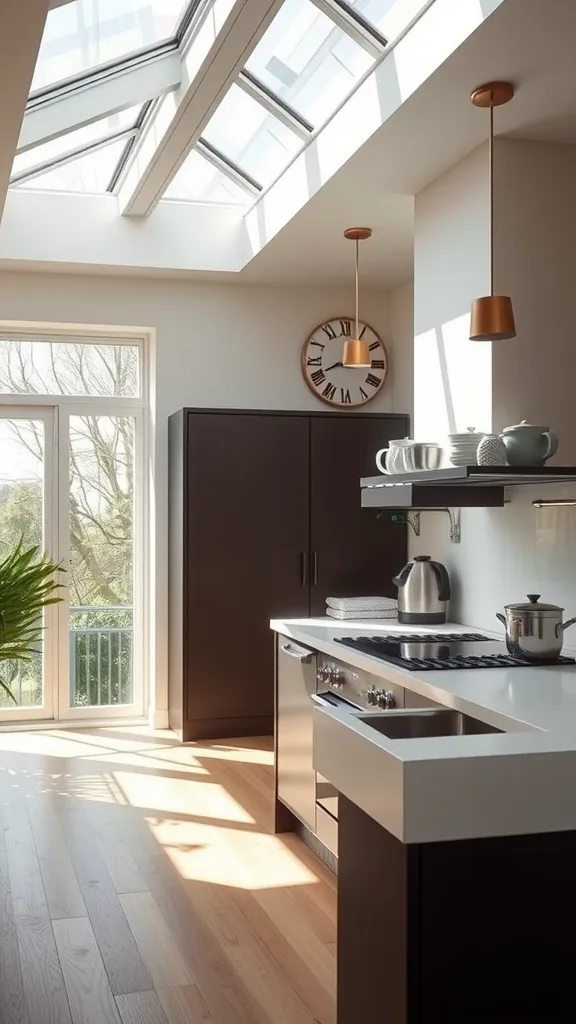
top-left (0, 330), bottom-right (146, 721)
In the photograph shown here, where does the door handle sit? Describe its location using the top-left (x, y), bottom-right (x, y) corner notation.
top-left (301, 551), bottom-right (307, 586)
top-left (280, 643), bottom-right (313, 663)
top-left (311, 551), bottom-right (318, 586)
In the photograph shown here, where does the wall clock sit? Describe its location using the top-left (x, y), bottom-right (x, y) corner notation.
top-left (301, 317), bottom-right (388, 408)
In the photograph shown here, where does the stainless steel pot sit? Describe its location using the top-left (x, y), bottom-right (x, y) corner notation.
top-left (496, 593), bottom-right (576, 661)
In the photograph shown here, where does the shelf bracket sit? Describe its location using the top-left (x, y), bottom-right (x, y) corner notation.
top-left (407, 511), bottom-right (421, 537)
top-left (445, 507), bottom-right (461, 544)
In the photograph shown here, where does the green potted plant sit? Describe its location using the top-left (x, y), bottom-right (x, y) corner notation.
top-left (0, 540), bottom-right (64, 704)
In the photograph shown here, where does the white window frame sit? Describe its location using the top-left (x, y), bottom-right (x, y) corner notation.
top-left (0, 321), bottom-right (153, 725)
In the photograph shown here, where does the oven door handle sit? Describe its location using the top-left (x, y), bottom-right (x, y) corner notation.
top-left (312, 693), bottom-right (331, 707)
top-left (280, 642), bottom-right (313, 663)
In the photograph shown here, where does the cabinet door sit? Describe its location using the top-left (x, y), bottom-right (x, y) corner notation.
top-left (276, 635), bottom-right (316, 831)
top-left (185, 413), bottom-right (309, 734)
top-left (309, 415), bottom-right (408, 616)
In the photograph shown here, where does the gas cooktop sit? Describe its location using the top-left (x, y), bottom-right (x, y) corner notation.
top-left (334, 633), bottom-right (576, 670)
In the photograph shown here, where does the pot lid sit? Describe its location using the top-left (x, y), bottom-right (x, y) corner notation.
top-left (502, 419), bottom-right (549, 433)
top-left (504, 593), bottom-right (563, 613)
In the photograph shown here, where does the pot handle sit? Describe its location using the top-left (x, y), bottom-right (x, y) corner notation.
top-left (556, 616), bottom-right (576, 636)
top-left (544, 431), bottom-right (559, 461)
top-left (496, 612), bottom-right (506, 627)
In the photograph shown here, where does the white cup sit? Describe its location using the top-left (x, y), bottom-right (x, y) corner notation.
top-left (375, 439), bottom-right (412, 474)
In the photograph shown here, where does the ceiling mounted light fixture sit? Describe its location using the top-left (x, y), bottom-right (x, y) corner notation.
top-left (343, 226), bottom-right (372, 367)
top-left (470, 81), bottom-right (516, 342)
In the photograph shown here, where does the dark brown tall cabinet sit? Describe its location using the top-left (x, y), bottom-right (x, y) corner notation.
top-left (168, 408), bottom-right (409, 741)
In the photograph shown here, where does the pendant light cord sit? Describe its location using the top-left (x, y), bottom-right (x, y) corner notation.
top-left (489, 99), bottom-right (494, 297)
top-left (355, 239), bottom-right (359, 339)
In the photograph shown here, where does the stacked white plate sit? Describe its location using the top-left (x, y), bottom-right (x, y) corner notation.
top-left (448, 430), bottom-right (484, 466)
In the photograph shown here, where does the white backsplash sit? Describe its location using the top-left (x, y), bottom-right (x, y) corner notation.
top-left (410, 483), bottom-right (576, 635)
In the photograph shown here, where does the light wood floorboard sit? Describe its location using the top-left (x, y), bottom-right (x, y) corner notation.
top-left (53, 916), bottom-right (120, 1024)
top-left (116, 990), bottom-right (170, 1024)
top-left (0, 728), bottom-right (336, 1024)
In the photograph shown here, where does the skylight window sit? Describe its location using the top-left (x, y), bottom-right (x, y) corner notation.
top-left (245, 0), bottom-right (374, 127)
top-left (164, 148), bottom-right (254, 205)
top-left (12, 138), bottom-right (129, 194)
top-left (201, 84), bottom-right (302, 188)
top-left (32, 0), bottom-right (191, 92)
top-left (12, 106), bottom-right (142, 181)
top-left (340, 0), bottom-right (428, 43)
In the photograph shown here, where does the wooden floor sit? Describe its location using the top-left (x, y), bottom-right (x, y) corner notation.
top-left (0, 727), bottom-right (336, 1024)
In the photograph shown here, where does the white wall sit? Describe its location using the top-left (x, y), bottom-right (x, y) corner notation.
top-left (493, 140), bottom-right (576, 460)
top-left (412, 139), bottom-right (576, 634)
top-left (414, 144), bottom-right (492, 441)
top-left (0, 270), bottom-right (412, 723)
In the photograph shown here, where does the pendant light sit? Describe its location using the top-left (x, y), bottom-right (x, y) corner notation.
top-left (469, 81), bottom-right (516, 341)
top-left (343, 226), bottom-right (372, 367)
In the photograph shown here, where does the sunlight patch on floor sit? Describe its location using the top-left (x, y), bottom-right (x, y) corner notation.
top-left (113, 771), bottom-right (255, 823)
top-left (165, 827), bottom-right (319, 889)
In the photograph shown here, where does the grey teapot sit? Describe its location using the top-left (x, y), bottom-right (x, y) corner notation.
top-left (500, 420), bottom-right (558, 467)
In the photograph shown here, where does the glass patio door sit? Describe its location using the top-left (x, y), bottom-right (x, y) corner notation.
top-left (58, 408), bottom-right (143, 719)
top-left (0, 409), bottom-right (57, 721)
top-left (0, 406), bottom-right (143, 722)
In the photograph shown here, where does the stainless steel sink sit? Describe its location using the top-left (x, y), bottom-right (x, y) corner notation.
top-left (357, 708), bottom-right (502, 739)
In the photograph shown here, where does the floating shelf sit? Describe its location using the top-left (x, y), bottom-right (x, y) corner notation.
top-left (361, 466), bottom-right (576, 510)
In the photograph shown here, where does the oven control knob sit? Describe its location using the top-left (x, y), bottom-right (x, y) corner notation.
top-left (327, 666), bottom-right (344, 689)
top-left (365, 686), bottom-right (396, 709)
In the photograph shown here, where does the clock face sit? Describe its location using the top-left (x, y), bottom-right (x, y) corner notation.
top-left (301, 317), bottom-right (388, 407)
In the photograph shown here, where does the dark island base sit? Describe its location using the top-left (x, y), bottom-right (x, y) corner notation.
top-left (338, 795), bottom-right (576, 1023)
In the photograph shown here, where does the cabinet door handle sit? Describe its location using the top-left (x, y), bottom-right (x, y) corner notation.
top-left (311, 551), bottom-right (318, 585)
top-left (301, 551), bottom-right (307, 586)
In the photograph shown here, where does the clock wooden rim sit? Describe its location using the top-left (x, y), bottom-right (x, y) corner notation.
top-left (301, 316), bottom-right (388, 409)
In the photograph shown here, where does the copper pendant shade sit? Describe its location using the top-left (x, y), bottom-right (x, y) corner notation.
top-left (469, 82), bottom-right (516, 342)
top-left (342, 227), bottom-right (372, 367)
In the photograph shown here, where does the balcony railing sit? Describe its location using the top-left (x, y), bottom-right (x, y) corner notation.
top-left (70, 605), bottom-right (133, 707)
top-left (0, 605), bottom-right (134, 709)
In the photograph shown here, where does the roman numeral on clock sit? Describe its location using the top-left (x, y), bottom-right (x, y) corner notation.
top-left (322, 382), bottom-right (336, 401)
top-left (369, 341), bottom-right (379, 351)
top-left (365, 373), bottom-right (381, 389)
top-left (321, 323), bottom-right (337, 340)
top-left (339, 320), bottom-right (351, 337)
top-left (311, 369), bottom-right (326, 387)
top-left (307, 355), bottom-right (322, 366)
top-left (371, 359), bottom-right (385, 369)
top-left (359, 387), bottom-right (368, 401)
top-left (340, 388), bottom-right (351, 404)
top-left (310, 340), bottom-right (325, 350)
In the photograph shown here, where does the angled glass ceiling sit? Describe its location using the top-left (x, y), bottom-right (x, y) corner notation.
top-left (245, 0), bottom-right (374, 126)
top-left (12, 106), bottom-right (142, 181)
top-left (340, 0), bottom-right (428, 42)
top-left (13, 138), bottom-right (129, 194)
top-left (32, 0), bottom-right (191, 92)
top-left (201, 84), bottom-right (302, 188)
top-left (19, 0), bottom-right (391, 207)
top-left (164, 149), bottom-right (253, 205)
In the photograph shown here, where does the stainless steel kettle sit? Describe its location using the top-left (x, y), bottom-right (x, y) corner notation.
top-left (393, 555), bottom-right (451, 625)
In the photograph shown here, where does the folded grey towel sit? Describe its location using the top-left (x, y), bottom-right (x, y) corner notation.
top-left (326, 607), bottom-right (398, 620)
top-left (326, 596), bottom-right (397, 612)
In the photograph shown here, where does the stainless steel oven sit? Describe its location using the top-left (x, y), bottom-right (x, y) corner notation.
top-left (312, 653), bottom-right (408, 845)
top-left (277, 638), bottom-right (419, 858)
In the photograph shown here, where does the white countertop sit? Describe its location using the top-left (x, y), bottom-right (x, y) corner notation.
top-left (271, 617), bottom-right (576, 844)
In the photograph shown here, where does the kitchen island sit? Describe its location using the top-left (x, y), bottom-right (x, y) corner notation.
top-left (271, 617), bottom-right (576, 1023)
